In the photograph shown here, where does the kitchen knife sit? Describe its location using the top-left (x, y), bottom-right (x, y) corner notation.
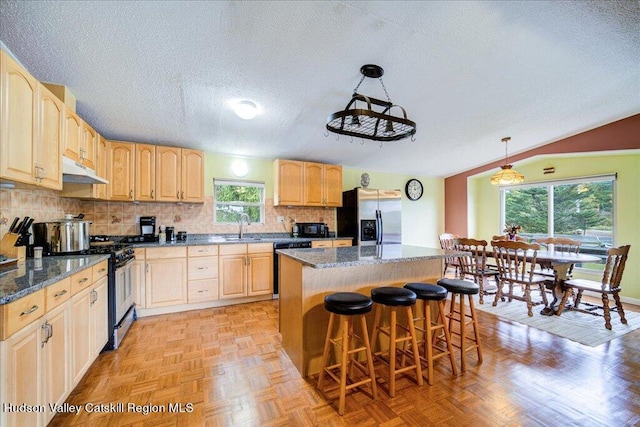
top-left (8, 217), bottom-right (19, 233)
top-left (13, 218), bottom-right (25, 235)
top-left (17, 217), bottom-right (31, 235)
top-left (21, 218), bottom-right (34, 234)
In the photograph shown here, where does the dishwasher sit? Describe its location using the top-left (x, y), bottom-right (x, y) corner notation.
top-left (273, 241), bottom-right (312, 297)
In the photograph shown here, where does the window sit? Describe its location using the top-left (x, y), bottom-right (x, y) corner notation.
top-left (214, 179), bottom-right (265, 224)
top-left (501, 175), bottom-right (615, 270)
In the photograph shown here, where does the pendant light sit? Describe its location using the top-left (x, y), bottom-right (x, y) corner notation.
top-left (326, 65), bottom-right (416, 142)
top-left (490, 137), bottom-right (524, 185)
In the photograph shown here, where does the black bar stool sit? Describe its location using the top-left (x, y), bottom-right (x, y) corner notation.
top-left (437, 278), bottom-right (483, 372)
top-left (369, 286), bottom-right (423, 397)
top-left (317, 292), bottom-right (377, 415)
top-left (403, 282), bottom-right (458, 384)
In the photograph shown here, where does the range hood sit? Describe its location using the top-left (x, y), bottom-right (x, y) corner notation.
top-left (62, 156), bottom-right (108, 184)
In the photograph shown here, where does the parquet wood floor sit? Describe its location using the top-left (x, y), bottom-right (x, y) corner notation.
top-left (50, 295), bottom-right (640, 426)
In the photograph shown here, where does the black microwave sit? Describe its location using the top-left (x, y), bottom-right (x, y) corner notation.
top-left (297, 222), bottom-right (327, 238)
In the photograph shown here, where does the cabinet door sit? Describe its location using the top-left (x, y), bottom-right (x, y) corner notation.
top-left (135, 143), bottom-right (155, 201)
top-left (64, 108), bottom-right (82, 162)
top-left (81, 120), bottom-right (96, 169)
top-left (93, 135), bottom-right (109, 199)
top-left (323, 164), bottom-right (343, 207)
top-left (42, 302), bottom-right (70, 425)
top-left (0, 49), bottom-right (38, 185)
top-left (248, 253), bottom-right (273, 296)
top-left (91, 277), bottom-right (109, 355)
top-left (274, 159), bottom-right (303, 206)
top-left (146, 258), bottom-right (187, 307)
top-left (132, 259), bottom-right (146, 308)
top-left (70, 287), bottom-right (92, 386)
top-left (303, 162), bottom-right (324, 206)
top-left (1, 320), bottom-right (42, 427)
top-left (181, 148), bottom-right (204, 203)
top-left (37, 84), bottom-right (63, 190)
top-left (109, 141), bottom-right (135, 201)
top-left (156, 145), bottom-right (181, 202)
top-left (219, 255), bottom-right (247, 299)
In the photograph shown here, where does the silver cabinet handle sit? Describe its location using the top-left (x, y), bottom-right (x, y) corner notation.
top-left (197, 267), bottom-right (207, 270)
top-left (20, 305), bottom-right (39, 316)
top-left (181, 191), bottom-right (184, 200)
top-left (151, 189), bottom-right (154, 198)
top-left (54, 289), bottom-right (68, 298)
top-left (78, 277), bottom-right (88, 284)
top-left (130, 189), bottom-right (134, 199)
top-left (198, 290), bottom-right (208, 293)
top-left (177, 191), bottom-right (180, 199)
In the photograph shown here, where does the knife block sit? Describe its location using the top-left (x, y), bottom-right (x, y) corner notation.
top-left (0, 233), bottom-right (26, 263)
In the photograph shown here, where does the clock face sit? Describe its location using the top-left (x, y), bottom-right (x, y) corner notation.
top-left (405, 179), bottom-right (423, 201)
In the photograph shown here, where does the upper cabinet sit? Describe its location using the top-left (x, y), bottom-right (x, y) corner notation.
top-left (0, 49), bottom-right (62, 190)
top-left (109, 141), bottom-right (135, 201)
top-left (135, 143), bottom-right (155, 202)
top-left (63, 108), bottom-right (96, 169)
top-left (156, 146), bottom-right (204, 203)
top-left (274, 159), bottom-right (342, 207)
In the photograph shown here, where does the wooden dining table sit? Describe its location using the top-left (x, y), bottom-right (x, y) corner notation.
top-left (488, 249), bottom-right (602, 316)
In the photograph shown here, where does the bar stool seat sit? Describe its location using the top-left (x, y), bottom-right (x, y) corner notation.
top-left (317, 292), bottom-right (377, 415)
top-left (403, 282), bottom-right (458, 384)
top-left (370, 286), bottom-right (423, 397)
top-left (437, 278), bottom-right (483, 372)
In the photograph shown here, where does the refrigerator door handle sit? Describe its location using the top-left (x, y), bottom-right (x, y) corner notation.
top-left (376, 210), bottom-right (383, 244)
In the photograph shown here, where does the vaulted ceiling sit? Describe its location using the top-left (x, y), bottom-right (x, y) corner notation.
top-left (1, 1), bottom-right (638, 177)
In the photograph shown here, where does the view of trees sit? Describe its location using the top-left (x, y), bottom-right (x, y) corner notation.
top-left (505, 180), bottom-right (613, 245)
top-left (214, 183), bottom-right (263, 223)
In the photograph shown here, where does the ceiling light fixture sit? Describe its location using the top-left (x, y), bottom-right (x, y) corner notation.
top-left (491, 137), bottom-right (524, 185)
top-left (326, 64), bottom-right (416, 142)
top-left (234, 100), bottom-right (258, 120)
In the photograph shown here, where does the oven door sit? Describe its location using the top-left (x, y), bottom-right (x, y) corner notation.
top-left (115, 258), bottom-right (135, 323)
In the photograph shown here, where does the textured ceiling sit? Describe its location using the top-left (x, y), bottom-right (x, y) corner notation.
top-left (1, 0), bottom-right (639, 177)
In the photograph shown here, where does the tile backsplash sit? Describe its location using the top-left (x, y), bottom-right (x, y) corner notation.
top-left (0, 188), bottom-right (336, 237)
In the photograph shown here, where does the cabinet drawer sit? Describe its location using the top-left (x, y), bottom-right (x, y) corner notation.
top-left (188, 245), bottom-right (219, 257)
top-left (1, 288), bottom-right (46, 340)
top-left (146, 246), bottom-right (187, 259)
top-left (219, 244), bottom-right (247, 256)
top-left (134, 248), bottom-right (146, 259)
top-left (188, 279), bottom-right (219, 303)
top-left (311, 241), bottom-right (332, 248)
top-left (92, 260), bottom-right (109, 281)
top-left (45, 277), bottom-right (71, 310)
top-left (70, 268), bottom-right (93, 295)
top-left (333, 240), bottom-right (352, 247)
top-left (248, 242), bottom-right (274, 254)
top-left (188, 256), bottom-right (218, 280)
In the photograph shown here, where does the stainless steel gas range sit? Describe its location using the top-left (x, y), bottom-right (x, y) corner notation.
top-left (90, 236), bottom-right (136, 350)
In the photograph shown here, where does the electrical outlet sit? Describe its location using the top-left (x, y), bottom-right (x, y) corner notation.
top-left (277, 216), bottom-right (285, 223)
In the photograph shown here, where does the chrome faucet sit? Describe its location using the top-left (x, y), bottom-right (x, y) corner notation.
top-left (238, 213), bottom-right (251, 239)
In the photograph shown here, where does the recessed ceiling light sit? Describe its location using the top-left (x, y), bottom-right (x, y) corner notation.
top-left (234, 100), bottom-right (258, 120)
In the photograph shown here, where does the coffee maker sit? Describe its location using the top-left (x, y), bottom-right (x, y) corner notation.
top-left (140, 216), bottom-right (159, 242)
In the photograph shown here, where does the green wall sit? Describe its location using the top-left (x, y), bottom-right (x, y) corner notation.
top-left (469, 152), bottom-right (640, 301)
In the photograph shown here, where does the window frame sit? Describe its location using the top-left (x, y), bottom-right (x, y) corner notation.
top-left (499, 174), bottom-right (617, 271)
top-left (213, 178), bottom-right (265, 224)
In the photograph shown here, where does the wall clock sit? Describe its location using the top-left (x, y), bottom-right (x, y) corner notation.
top-left (405, 178), bottom-right (423, 201)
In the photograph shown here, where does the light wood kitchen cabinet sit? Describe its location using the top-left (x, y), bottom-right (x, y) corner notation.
top-left (332, 239), bottom-right (352, 247)
top-left (42, 301), bottom-right (71, 425)
top-left (274, 159), bottom-right (342, 207)
top-left (188, 245), bottom-right (219, 303)
top-left (80, 119), bottom-right (97, 170)
top-left (219, 243), bottom-right (273, 299)
top-left (145, 247), bottom-right (188, 307)
top-left (273, 159), bottom-right (304, 206)
top-left (135, 143), bottom-right (156, 201)
top-left (60, 134), bottom-right (109, 200)
top-left (36, 83), bottom-right (63, 189)
top-left (132, 248), bottom-right (146, 309)
top-left (156, 146), bottom-right (204, 203)
top-left (303, 162), bottom-right (342, 207)
top-left (109, 140), bottom-right (135, 201)
top-left (0, 49), bottom-right (39, 187)
top-left (311, 239), bottom-right (352, 248)
top-left (63, 108), bottom-right (82, 162)
top-left (91, 276), bottom-right (108, 356)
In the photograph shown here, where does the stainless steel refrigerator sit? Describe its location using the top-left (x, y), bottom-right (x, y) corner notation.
top-left (337, 188), bottom-right (402, 246)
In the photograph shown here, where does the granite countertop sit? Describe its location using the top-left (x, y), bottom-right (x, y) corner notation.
top-left (276, 244), bottom-right (467, 268)
top-left (128, 234), bottom-right (351, 248)
top-left (0, 255), bottom-right (109, 305)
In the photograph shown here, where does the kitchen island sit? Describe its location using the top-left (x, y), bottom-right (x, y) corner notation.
top-left (276, 244), bottom-right (464, 377)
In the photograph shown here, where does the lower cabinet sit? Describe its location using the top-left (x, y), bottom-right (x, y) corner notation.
top-left (145, 247), bottom-right (187, 307)
top-left (311, 239), bottom-right (353, 248)
top-left (42, 302), bottom-right (71, 425)
top-left (187, 247), bottom-right (219, 303)
top-left (219, 243), bottom-right (273, 299)
top-left (132, 248), bottom-right (146, 308)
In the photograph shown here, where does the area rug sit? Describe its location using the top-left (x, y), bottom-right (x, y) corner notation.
top-left (472, 296), bottom-right (640, 347)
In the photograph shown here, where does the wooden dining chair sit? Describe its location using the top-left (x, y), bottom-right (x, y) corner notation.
top-left (491, 240), bottom-right (549, 316)
top-left (439, 233), bottom-right (460, 278)
top-left (454, 238), bottom-right (498, 304)
top-left (557, 245), bottom-right (631, 330)
top-left (534, 236), bottom-right (582, 280)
